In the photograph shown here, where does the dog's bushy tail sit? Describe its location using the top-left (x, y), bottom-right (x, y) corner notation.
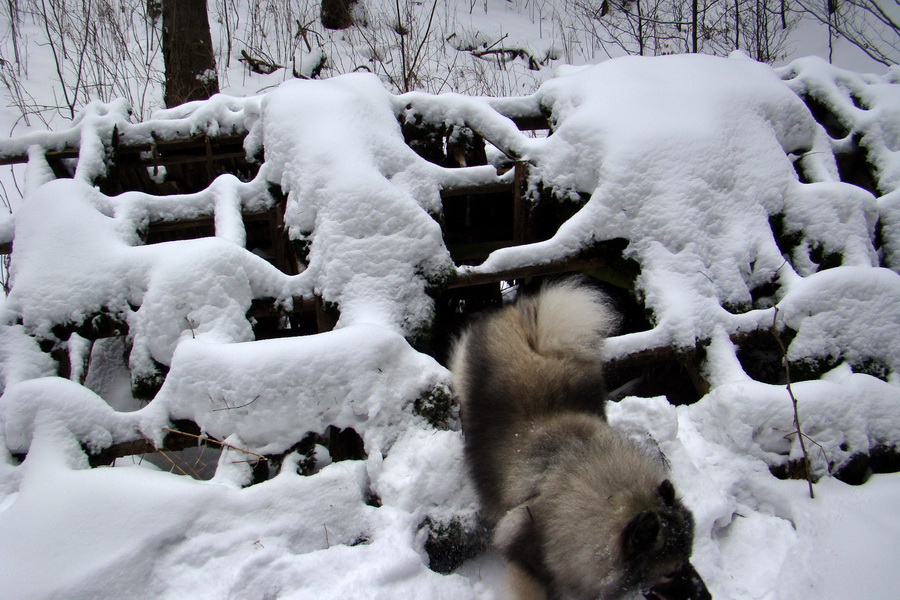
top-left (450, 278), bottom-right (620, 424)
top-left (520, 279), bottom-right (620, 360)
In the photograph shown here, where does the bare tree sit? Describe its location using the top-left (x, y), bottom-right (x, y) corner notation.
top-left (740, 0), bottom-right (796, 62)
top-left (796, 0), bottom-right (900, 66)
top-left (355, 0), bottom-right (443, 92)
top-left (575, 0), bottom-right (797, 62)
top-left (161, 0), bottom-right (219, 107)
top-left (0, 1), bottom-right (164, 124)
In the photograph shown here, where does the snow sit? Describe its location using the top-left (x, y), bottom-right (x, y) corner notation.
top-left (0, 325), bottom-right (55, 390)
top-left (4, 177), bottom-right (293, 382)
top-left (779, 267), bottom-right (900, 371)
top-left (147, 325), bottom-right (448, 455)
top-left (0, 24), bottom-right (899, 600)
top-left (258, 74), bottom-right (453, 333)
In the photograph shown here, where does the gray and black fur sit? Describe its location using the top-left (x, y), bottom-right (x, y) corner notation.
top-left (450, 279), bottom-right (710, 600)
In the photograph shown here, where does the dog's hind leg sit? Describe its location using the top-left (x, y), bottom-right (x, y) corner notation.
top-left (506, 562), bottom-right (547, 600)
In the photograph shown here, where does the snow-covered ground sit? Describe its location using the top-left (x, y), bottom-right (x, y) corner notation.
top-left (1, 3), bottom-right (899, 600)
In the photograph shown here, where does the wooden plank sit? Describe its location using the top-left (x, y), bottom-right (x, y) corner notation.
top-left (204, 135), bottom-right (215, 182)
top-left (0, 133), bottom-right (248, 167)
top-left (511, 114), bottom-right (551, 131)
top-left (86, 420), bottom-right (229, 468)
top-left (447, 240), bottom-right (515, 263)
top-left (0, 147), bottom-right (78, 166)
top-left (440, 181), bottom-right (513, 198)
top-left (124, 150), bottom-right (249, 167)
top-left (447, 256), bottom-right (613, 289)
top-left (144, 216), bottom-right (216, 244)
top-left (512, 161), bottom-right (530, 244)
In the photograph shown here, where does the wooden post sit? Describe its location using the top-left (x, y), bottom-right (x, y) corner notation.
top-left (269, 197), bottom-right (298, 274)
top-left (315, 299), bottom-right (340, 332)
top-left (204, 135), bottom-right (215, 183)
top-left (512, 161), bottom-right (531, 245)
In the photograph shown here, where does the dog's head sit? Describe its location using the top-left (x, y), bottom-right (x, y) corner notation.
top-left (623, 481), bottom-right (711, 600)
top-left (494, 479), bottom-right (710, 600)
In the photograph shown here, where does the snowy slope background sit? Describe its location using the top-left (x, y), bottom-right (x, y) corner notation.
top-left (1, 2), bottom-right (899, 600)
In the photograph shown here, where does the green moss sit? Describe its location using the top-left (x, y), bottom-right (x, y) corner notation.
top-left (808, 241), bottom-right (842, 271)
top-left (769, 458), bottom-right (821, 483)
top-left (421, 516), bottom-right (489, 574)
top-left (419, 260), bottom-right (456, 298)
top-left (788, 355), bottom-right (839, 382)
top-left (851, 358), bottom-right (890, 381)
top-left (131, 361), bottom-right (169, 401)
top-left (413, 383), bottom-right (457, 430)
top-left (784, 354), bottom-right (888, 384)
top-left (721, 300), bottom-right (752, 315)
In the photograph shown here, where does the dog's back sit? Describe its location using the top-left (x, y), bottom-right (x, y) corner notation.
top-left (450, 279), bottom-right (618, 426)
top-left (449, 280), bottom-right (620, 517)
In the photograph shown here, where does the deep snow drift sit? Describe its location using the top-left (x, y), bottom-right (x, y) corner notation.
top-left (0, 53), bottom-right (899, 599)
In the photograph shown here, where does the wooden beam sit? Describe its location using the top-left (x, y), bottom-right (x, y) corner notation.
top-left (86, 420), bottom-right (212, 467)
top-left (0, 133), bottom-right (248, 167)
top-left (512, 161), bottom-right (530, 244)
top-left (510, 114), bottom-right (550, 131)
top-left (447, 257), bottom-right (614, 289)
top-left (440, 181), bottom-right (513, 199)
top-left (0, 147), bottom-right (79, 166)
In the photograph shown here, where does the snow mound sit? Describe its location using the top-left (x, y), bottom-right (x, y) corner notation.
top-left (1, 54), bottom-right (899, 600)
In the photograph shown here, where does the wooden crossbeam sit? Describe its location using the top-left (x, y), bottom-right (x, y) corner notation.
top-left (447, 256), bottom-right (615, 289)
top-left (0, 133), bottom-right (249, 167)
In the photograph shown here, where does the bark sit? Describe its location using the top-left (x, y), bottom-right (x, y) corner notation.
top-left (162, 0), bottom-right (219, 108)
top-left (321, 0), bottom-right (358, 30)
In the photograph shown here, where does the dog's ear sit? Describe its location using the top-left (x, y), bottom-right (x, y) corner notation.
top-left (658, 479), bottom-right (677, 506)
top-left (494, 504), bottom-right (541, 570)
top-left (622, 510), bottom-right (661, 558)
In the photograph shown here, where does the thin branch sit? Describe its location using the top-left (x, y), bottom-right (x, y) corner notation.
top-left (162, 427), bottom-right (268, 461)
top-left (471, 33), bottom-right (510, 56)
top-left (211, 395), bottom-right (261, 412)
top-left (407, 0), bottom-right (440, 87)
top-left (395, 0), bottom-right (408, 90)
top-left (783, 430), bottom-right (830, 468)
top-left (156, 449), bottom-right (191, 477)
top-left (771, 307), bottom-right (815, 499)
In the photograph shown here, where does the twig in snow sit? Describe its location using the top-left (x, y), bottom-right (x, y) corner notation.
top-left (771, 307), bottom-right (815, 499)
top-left (162, 427), bottom-right (268, 462)
top-left (212, 395), bottom-right (262, 412)
top-left (783, 430), bottom-right (830, 469)
top-left (156, 449), bottom-right (193, 477)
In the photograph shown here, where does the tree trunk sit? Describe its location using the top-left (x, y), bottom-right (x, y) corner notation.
top-left (692, 0), bottom-right (699, 53)
top-left (162, 0), bottom-right (219, 108)
top-left (321, 0), bottom-right (358, 30)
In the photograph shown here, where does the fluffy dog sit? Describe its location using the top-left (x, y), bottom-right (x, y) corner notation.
top-left (450, 279), bottom-right (710, 600)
